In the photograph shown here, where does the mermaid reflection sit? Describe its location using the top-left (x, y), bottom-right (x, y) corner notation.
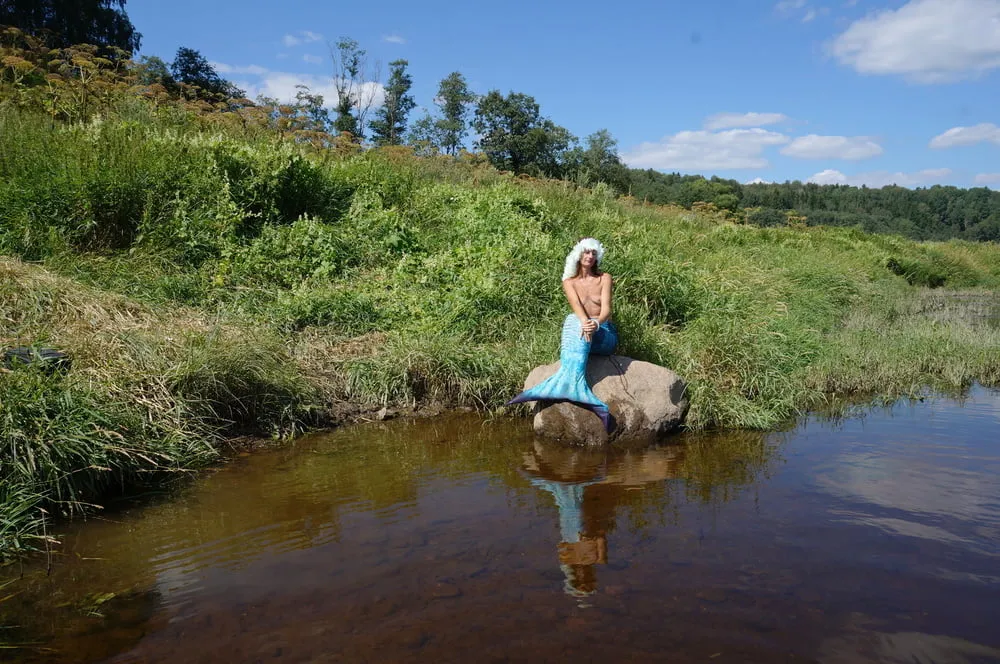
top-left (521, 440), bottom-right (684, 602)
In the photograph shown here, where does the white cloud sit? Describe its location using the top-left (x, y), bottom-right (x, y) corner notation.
top-left (830, 0), bottom-right (1000, 83)
top-left (745, 177), bottom-right (775, 184)
top-left (808, 167), bottom-right (952, 188)
top-left (383, 34), bottom-right (407, 44)
top-left (703, 112), bottom-right (790, 130)
top-left (781, 134), bottom-right (883, 159)
top-left (253, 73), bottom-right (384, 109)
top-left (303, 54), bottom-right (323, 65)
top-left (283, 31), bottom-right (324, 48)
top-left (211, 62), bottom-right (268, 76)
top-left (974, 173), bottom-right (1000, 186)
top-left (929, 123), bottom-right (1000, 148)
top-left (622, 128), bottom-right (790, 171)
top-left (775, 0), bottom-right (828, 21)
top-left (221, 66), bottom-right (385, 111)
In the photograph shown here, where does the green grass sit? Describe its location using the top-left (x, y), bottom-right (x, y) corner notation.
top-left (1, 99), bottom-right (999, 559)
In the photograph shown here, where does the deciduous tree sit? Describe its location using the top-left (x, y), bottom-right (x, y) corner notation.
top-left (405, 111), bottom-right (442, 155)
top-left (369, 59), bottom-right (415, 147)
top-left (329, 37), bottom-right (379, 140)
top-left (472, 90), bottom-right (575, 177)
top-left (568, 129), bottom-right (629, 191)
top-left (434, 71), bottom-right (475, 155)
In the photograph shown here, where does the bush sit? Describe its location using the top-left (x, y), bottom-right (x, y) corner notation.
top-left (209, 142), bottom-right (356, 234)
top-left (226, 216), bottom-right (344, 289)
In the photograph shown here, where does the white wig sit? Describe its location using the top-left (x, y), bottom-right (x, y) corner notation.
top-left (562, 237), bottom-right (605, 280)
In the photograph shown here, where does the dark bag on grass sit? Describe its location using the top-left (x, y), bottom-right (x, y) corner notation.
top-left (3, 347), bottom-right (72, 375)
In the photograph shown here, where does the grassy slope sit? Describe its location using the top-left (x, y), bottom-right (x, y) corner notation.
top-left (2, 102), bottom-right (1000, 557)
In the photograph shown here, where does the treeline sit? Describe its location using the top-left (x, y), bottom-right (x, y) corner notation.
top-left (0, 13), bottom-right (631, 181)
top-left (2, 1), bottom-right (999, 243)
top-left (625, 172), bottom-right (1000, 242)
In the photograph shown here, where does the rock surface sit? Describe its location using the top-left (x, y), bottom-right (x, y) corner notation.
top-left (522, 355), bottom-right (689, 446)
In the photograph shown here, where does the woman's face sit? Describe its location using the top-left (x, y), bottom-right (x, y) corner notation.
top-left (580, 249), bottom-right (597, 271)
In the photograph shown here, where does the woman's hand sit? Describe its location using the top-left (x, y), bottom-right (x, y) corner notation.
top-left (581, 318), bottom-right (598, 341)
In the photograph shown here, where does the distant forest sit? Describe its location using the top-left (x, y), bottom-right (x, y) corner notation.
top-left (2, 1), bottom-right (999, 243)
top-left (625, 172), bottom-right (1000, 242)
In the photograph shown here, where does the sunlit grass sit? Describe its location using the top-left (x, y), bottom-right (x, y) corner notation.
top-left (1, 100), bottom-right (999, 559)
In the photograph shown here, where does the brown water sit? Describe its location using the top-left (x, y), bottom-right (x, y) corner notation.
top-left (2, 387), bottom-right (1000, 663)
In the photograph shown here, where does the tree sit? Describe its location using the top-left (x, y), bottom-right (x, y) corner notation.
top-left (369, 59), bottom-right (415, 147)
top-left (435, 72), bottom-right (475, 155)
top-left (329, 37), bottom-right (379, 140)
top-left (565, 129), bottom-right (629, 191)
top-left (0, 0), bottom-right (141, 53)
top-left (253, 85), bottom-right (334, 147)
top-left (171, 47), bottom-right (243, 99)
top-left (332, 89), bottom-right (358, 136)
top-left (292, 85), bottom-right (331, 134)
top-left (405, 111), bottom-right (443, 155)
top-left (134, 54), bottom-right (175, 91)
top-left (472, 90), bottom-right (575, 177)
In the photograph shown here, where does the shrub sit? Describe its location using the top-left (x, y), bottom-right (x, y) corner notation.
top-left (225, 216), bottom-right (344, 289)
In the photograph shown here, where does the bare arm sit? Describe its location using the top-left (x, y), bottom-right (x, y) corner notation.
top-left (597, 274), bottom-right (613, 324)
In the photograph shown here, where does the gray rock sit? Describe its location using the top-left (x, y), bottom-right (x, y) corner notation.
top-left (523, 355), bottom-right (689, 446)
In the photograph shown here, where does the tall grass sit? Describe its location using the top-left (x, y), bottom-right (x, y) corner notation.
top-left (1, 99), bottom-right (999, 558)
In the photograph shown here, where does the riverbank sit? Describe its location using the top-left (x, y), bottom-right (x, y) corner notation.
top-left (3, 101), bottom-right (1000, 559)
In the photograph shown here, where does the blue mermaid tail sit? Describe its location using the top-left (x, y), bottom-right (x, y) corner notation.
top-left (507, 314), bottom-right (618, 432)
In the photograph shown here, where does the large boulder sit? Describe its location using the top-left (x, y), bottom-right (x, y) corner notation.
top-left (522, 355), bottom-right (689, 446)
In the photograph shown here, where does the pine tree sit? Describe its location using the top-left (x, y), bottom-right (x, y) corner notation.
top-left (0, 0), bottom-right (141, 53)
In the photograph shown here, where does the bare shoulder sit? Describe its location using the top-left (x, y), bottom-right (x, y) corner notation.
top-left (601, 272), bottom-right (613, 283)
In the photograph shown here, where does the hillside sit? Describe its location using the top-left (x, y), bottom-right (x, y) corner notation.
top-left (2, 93), bottom-right (1000, 558)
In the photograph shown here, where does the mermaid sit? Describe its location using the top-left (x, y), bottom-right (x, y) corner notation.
top-left (507, 238), bottom-right (618, 431)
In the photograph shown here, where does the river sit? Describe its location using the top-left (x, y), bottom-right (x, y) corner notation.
top-left (2, 386), bottom-right (999, 663)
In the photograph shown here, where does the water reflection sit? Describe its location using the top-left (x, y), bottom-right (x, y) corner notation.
top-left (1, 390), bottom-right (998, 663)
top-left (818, 629), bottom-right (1000, 664)
top-left (522, 442), bottom-right (678, 599)
top-left (521, 436), bottom-right (774, 601)
top-left (809, 392), bottom-right (1000, 565)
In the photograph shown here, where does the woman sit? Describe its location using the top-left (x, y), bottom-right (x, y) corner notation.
top-left (507, 237), bottom-right (618, 431)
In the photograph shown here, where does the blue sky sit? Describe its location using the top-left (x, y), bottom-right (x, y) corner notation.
top-left (126, 0), bottom-right (1000, 189)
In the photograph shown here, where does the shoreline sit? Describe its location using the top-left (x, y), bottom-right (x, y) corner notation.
top-left (0, 252), bottom-right (1000, 558)
top-left (3, 108), bottom-right (999, 562)
top-left (6, 378), bottom-right (1000, 566)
